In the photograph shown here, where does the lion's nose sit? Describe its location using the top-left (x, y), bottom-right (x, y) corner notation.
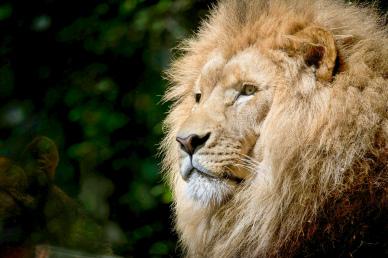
top-left (176, 133), bottom-right (210, 156)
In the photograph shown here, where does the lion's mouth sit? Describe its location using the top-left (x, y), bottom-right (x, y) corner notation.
top-left (180, 157), bottom-right (244, 184)
top-left (190, 167), bottom-right (243, 184)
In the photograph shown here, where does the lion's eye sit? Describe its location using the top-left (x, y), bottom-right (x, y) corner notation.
top-left (241, 84), bottom-right (257, 96)
top-left (195, 93), bottom-right (201, 103)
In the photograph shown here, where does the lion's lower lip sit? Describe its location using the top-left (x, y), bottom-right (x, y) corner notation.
top-left (191, 168), bottom-right (218, 179)
top-left (183, 159), bottom-right (243, 183)
top-left (192, 167), bottom-right (243, 184)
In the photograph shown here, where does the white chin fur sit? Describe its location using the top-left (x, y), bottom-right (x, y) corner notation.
top-left (185, 172), bottom-right (234, 206)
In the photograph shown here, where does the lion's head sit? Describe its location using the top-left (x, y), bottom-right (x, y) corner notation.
top-left (162, 0), bottom-right (388, 257)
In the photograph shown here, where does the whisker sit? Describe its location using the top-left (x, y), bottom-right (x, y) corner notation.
top-left (237, 154), bottom-right (261, 168)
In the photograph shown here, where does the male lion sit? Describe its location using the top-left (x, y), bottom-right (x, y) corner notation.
top-left (162, 0), bottom-right (388, 257)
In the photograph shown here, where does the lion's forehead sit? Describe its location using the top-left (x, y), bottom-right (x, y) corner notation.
top-left (201, 51), bottom-right (226, 76)
top-left (224, 48), bottom-right (276, 87)
top-left (195, 51), bottom-right (226, 93)
top-left (197, 48), bottom-right (277, 93)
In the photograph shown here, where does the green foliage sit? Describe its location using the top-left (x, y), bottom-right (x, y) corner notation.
top-left (0, 4), bottom-right (12, 21)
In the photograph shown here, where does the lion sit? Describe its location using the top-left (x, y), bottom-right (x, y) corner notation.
top-left (161, 0), bottom-right (388, 257)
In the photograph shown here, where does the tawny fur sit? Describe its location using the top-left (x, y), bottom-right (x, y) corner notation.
top-left (161, 0), bottom-right (388, 257)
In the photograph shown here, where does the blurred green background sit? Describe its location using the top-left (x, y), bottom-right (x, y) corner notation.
top-left (0, 0), bottom-right (214, 257)
top-left (0, 0), bottom-right (385, 257)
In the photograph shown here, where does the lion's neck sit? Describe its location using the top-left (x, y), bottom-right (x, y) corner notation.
top-left (175, 202), bottom-right (220, 257)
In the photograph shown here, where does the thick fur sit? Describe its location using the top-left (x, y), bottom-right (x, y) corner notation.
top-left (161, 0), bottom-right (388, 257)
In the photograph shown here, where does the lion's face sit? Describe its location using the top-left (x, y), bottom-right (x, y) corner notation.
top-left (171, 24), bottom-right (339, 208)
top-left (175, 48), bottom-right (278, 206)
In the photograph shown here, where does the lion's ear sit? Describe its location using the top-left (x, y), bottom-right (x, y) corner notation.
top-left (283, 26), bottom-right (337, 82)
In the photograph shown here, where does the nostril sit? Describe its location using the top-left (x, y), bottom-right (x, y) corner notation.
top-left (176, 132), bottom-right (211, 155)
top-left (191, 133), bottom-right (210, 150)
top-left (176, 136), bottom-right (193, 155)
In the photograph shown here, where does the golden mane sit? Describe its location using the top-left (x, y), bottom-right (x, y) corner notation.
top-left (162, 0), bottom-right (388, 257)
